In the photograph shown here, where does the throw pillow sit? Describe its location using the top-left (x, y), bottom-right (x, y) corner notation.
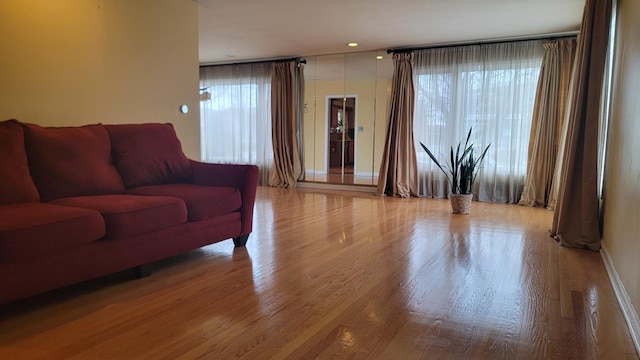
top-left (23, 123), bottom-right (125, 201)
top-left (0, 120), bottom-right (40, 204)
top-left (105, 123), bottom-right (192, 188)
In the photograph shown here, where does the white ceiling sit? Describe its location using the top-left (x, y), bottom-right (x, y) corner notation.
top-left (197, 0), bottom-right (585, 65)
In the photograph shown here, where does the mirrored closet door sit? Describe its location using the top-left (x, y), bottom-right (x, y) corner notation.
top-left (302, 51), bottom-right (393, 185)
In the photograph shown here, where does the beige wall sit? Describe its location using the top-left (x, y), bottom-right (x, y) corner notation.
top-left (602, 0), bottom-right (640, 322)
top-left (0, 0), bottom-right (201, 159)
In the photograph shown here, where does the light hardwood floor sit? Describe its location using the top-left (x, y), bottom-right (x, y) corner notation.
top-left (0, 186), bottom-right (637, 359)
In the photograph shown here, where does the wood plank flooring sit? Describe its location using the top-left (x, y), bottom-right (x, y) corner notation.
top-left (0, 186), bottom-right (637, 359)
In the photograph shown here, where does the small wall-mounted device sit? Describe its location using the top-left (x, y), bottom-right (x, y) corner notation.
top-left (179, 104), bottom-right (189, 114)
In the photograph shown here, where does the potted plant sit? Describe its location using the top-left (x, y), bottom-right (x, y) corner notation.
top-left (419, 128), bottom-right (490, 214)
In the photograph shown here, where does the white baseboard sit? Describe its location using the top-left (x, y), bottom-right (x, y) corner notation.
top-left (305, 170), bottom-right (327, 176)
top-left (305, 170), bottom-right (379, 178)
top-left (601, 243), bottom-right (640, 354)
top-left (354, 171), bottom-right (380, 177)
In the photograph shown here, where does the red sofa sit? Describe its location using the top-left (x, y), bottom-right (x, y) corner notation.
top-left (0, 120), bottom-right (259, 304)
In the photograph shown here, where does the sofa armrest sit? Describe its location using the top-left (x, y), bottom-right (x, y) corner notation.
top-left (190, 161), bottom-right (259, 237)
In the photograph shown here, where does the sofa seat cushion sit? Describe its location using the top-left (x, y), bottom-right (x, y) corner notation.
top-left (127, 184), bottom-right (242, 222)
top-left (0, 120), bottom-right (41, 205)
top-left (50, 195), bottom-right (187, 239)
top-left (0, 203), bottom-right (105, 261)
top-left (23, 123), bottom-right (125, 201)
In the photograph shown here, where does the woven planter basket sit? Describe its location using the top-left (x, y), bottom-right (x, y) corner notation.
top-left (449, 193), bottom-right (473, 214)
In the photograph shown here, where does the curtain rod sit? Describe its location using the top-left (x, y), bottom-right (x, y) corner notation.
top-left (200, 57), bottom-right (305, 68)
top-left (387, 31), bottom-right (579, 54)
top-left (200, 31), bottom-right (578, 66)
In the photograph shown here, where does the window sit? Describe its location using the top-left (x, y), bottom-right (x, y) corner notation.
top-left (598, 0), bottom-right (617, 206)
top-left (200, 63), bottom-right (273, 184)
top-left (413, 41), bottom-right (544, 203)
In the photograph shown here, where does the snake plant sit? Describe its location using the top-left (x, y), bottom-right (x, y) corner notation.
top-left (419, 128), bottom-right (491, 195)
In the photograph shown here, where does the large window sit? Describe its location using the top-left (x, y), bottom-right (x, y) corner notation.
top-left (413, 41), bottom-right (544, 203)
top-left (200, 63), bottom-right (273, 184)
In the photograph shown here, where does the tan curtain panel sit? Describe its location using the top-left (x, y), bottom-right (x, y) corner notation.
top-left (269, 61), bottom-right (303, 188)
top-left (296, 63), bottom-right (305, 178)
top-left (376, 52), bottom-right (418, 198)
top-left (550, 0), bottom-right (612, 251)
top-left (519, 39), bottom-right (577, 207)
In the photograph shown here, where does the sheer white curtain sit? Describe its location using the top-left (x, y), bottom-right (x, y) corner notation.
top-left (413, 41), bottom-right (544, 203)
top-left (200, 63), bottom-right (273, 185)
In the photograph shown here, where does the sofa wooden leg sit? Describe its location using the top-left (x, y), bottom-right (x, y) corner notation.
top-left (233, 234), bottom-right (250, 247)
top-left (132, 264), bottom-right (152, 279)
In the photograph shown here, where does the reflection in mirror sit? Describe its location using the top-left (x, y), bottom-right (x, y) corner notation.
top-left (302, 51), bottom-right (393, 186)
top-left (328, 97), bottom-right (356, 182)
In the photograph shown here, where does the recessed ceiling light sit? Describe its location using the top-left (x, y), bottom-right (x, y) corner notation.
top-left (376, 55), bottom-right (384, 60)
top-left (347, 42), bottom-right (358, 47)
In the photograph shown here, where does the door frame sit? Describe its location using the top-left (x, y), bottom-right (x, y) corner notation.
top-left (324, 94), bottom-right (358, 177)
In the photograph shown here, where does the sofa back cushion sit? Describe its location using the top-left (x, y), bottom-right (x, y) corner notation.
top-left (0, 120), bottom-right (40, 204)
top-left (23, 123), bottom-right (125, 201)
top-left (105, 123), bottom-right (192, 188)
